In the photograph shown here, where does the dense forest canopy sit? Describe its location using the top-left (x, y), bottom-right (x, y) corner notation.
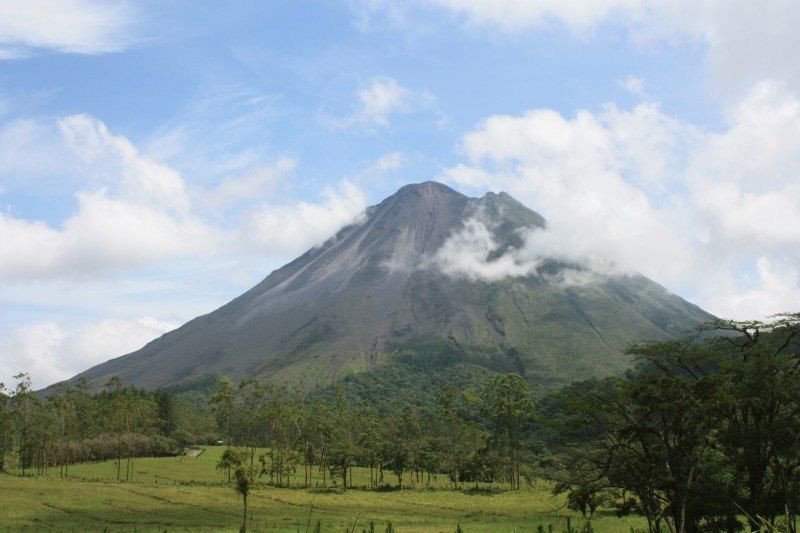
top-left (2, 313), bottom-right (799, 533)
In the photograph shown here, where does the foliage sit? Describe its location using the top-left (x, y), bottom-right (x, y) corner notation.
top-left (549, 313), bottom-right (800, 533)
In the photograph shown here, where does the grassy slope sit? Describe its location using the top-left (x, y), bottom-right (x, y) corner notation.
top-left (1, 446), bottom-right (645, 532)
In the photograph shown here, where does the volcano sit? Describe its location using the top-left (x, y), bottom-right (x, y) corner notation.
top-left (52, 181), bottom-right (713, 393)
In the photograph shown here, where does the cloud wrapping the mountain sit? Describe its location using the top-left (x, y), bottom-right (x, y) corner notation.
top-left (441, 81), bottom-right (800, 319)
top-left (431, 210), bottom-right (619, 286)
top-left (431, 218), bottom-right (539, 281)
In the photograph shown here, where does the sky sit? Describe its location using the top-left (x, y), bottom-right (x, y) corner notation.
top-left (1, 0), bottom-right (800, 388)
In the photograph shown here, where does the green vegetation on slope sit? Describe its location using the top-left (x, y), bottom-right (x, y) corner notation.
top-left (315, 338), bottom-right (500, 413)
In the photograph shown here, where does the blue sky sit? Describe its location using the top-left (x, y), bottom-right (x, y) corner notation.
top-left (2, 1), bottom-right (800, 387)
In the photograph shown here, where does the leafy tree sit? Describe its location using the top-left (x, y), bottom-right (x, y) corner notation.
top-left (11, 373), bottom-right (36, 474)
top-left (154, 389), bottom-right (177, 436)
top-left (210, 379), bottom-right (235, 448)
top-left (357, 405), bottom-right (383, 488)
top-left (382, 438), bottom-right (410, 489)
top-left (217, 447), bottom-right (255, 532)
top-left (437, 385), bottom-right (463, 488)
top-left (552, 366), bottom-right (717, 533)
top-left (0, 382), bottom-right (12, 473)
top-left (480, 373), bottom-right (533, 489)
top-left (698, 314), bottom-right (800, 530)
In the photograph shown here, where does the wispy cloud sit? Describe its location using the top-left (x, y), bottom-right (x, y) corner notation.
top-left (620, 75), bottom-right (646, 97)
top-left (325, 76), bottom-right (417, 130)
top-left (0, 0), bottom-right (144, 59)
top-left (355, 1), bottom-right (800, 97)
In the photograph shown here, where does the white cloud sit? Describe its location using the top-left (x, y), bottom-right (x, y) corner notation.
top-left (0, 114), bottom-right (217, 282)
top-left (358, 1), bottom-right (800, 97)
top-left (353, 76), bottom-right (412, 126)
top-left (244, 181), bottom-right (367, 256)
top-left (423, 0), bottom-right (643, 32)
top-left (141, 85), bottom-right (283, 185)
top-left (643, 1), bottom-right (800, 97)
top-left (374, 152), bottom-right (406, 172)
top-left (0, 0), bottom-right (142, 59)
top-left (201, 157), bottom-right (297, 210)
top-left (620, 75), bottom-right (646, 97)
top-left (0, 316), bottom-right (181, 389)
top-left (0, 110), bottom-right (372, 387)
top-left (0, 114), bottom-right (370, 284)
top-left (705, 259), bottom-right (800, 321)
top-left (431, 217), bottom-right (539, 281)
top-left (0, 117), bottom-right (80, 186)
top-left (330, 77), bottom-right (415, 129)
top-left (350, 0), bottom-right (411, 33)
top-left (59, 114), bottom-right (191, 212)
top-left (0, 190), bottom-right (216, 282)
top-left (440, 80), bottom-right (800, 320)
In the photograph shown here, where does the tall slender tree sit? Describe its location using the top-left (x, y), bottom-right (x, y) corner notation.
top-left (480, 373), bottom-right (533, 490)
top-left (11, 373), bottom-right (35, 475)
top-left (0, 382), bottom-right (11, 473)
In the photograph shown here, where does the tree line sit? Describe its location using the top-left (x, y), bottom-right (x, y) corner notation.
top-left (1, 313), bottom-right (799, 533)
top-left (207, 372), bottom-right (535, 491)
top-left (0, 374), bottom-right (210, 480)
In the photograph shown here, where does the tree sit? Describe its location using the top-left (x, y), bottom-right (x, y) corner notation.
top-left (217, 447), bottom-right (255, 532)
top-left (48, 391), bottom-right (77, 478)
top-left (210, 379), bottom-right (236, 482)
top-left (480, 373), bottom-right (533, 489)
top-left (382, 427), bottom-right (410, 489)
top-left (236, 379), bottom-right (267, 470)
top-left (0, 382), bottom-right (12, 473)
top-left (103, 376), bottom-right (126, 480)
top-left (437, 385), bottom-right (463, 488)
top-left (551, 326), bottom-right (783, 533)
top-left (357, 405), bottom-right (383, 488)
top-left (325, 387), bottom-right (356, 489)
top-left (154, 389), bottom-right (177, 436)
top-left (698, 314), bottom-right (800, 530)
top-left (210, 379), bottom-right (235, 449)
top-left (11, 373), bottom-right (36, 475)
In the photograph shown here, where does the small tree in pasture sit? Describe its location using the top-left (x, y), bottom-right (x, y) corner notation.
top-left (217, 447), bottom-right (255, 532)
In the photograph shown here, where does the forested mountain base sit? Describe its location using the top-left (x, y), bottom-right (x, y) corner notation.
top-left (2, 313), bottom-right (800, 532)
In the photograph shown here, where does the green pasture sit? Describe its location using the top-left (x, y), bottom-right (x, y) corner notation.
top-left (0, 446), bottom-right (644, 532)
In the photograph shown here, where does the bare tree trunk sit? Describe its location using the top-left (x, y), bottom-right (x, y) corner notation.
top-left (241, 494), bottom-right (248, 533)
top-left (508, 430), bottom-right (514, 489)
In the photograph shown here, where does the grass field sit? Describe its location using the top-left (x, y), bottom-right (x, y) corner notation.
top-left (0, 447), bottom-right (644, 532)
